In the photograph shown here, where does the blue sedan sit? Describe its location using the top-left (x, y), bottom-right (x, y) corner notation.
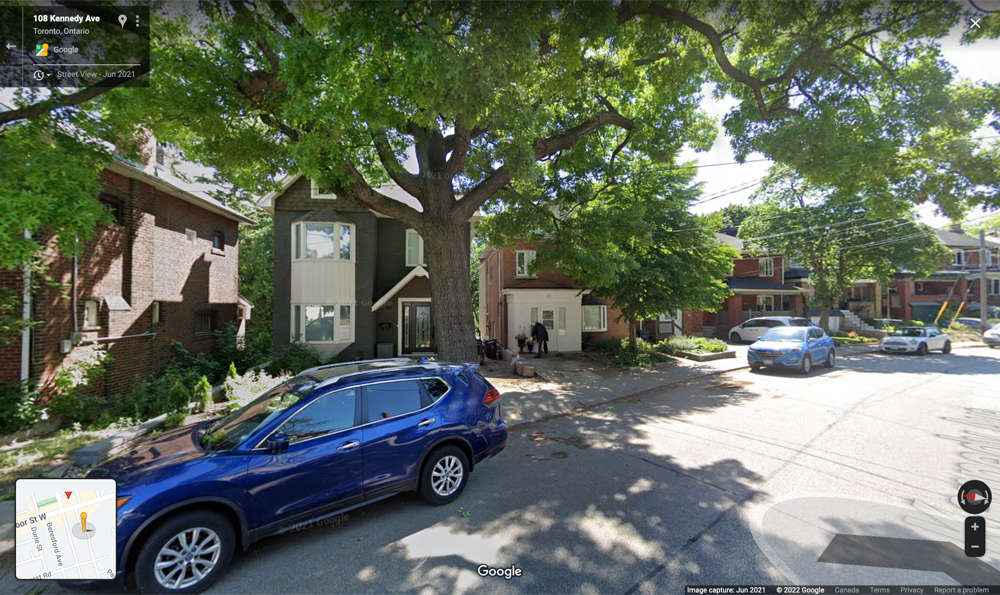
top-left (748, 326), bottom-right (836, 374)
top-left (66, 359), bottom-right (507, 594)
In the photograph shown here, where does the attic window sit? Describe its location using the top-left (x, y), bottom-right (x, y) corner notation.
top-left (311, 179), bottom-right (337, 199)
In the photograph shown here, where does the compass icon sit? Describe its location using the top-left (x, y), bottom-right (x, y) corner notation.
top-left (959, 480), bottom-right (992, 514)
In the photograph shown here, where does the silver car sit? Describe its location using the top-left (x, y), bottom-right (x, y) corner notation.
top-left (729, 316), bottom-right (812, 344)
top-left (985, 325), bottom-right (1000, 349)
top-left (879, 326), bottom-right (952, 355)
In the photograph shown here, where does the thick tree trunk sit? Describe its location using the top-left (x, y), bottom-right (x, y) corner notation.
top-left (818, 305), bottom-right (831, 332)
top-left (422, 215), bottom-right (477, 363)
top-left (628, 319), bottom-right (637, 350)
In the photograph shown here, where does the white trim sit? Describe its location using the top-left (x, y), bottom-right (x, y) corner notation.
top-left (311, 178), bottom-right (338, 199)
top-left (398, 297), bottom-right (433, 357)
top-left (758, 257), bottom-right (774, 278)
top-left (372, 266), bottom-right (429, 312)
top-left (292, 221), bottom-right (356, 262)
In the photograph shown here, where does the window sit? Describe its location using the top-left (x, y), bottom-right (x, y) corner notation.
top-left (954, 250), bottom-right (965, 266)
top-left (185, 229), bottom-right (197, 244)
top-left (281, 388), bottom-right (357, 444)
top-left (99, 197), bottom-right (122, 225)
top-left (212, 231), bottom-right (225, 252)
top-left (422, 378), bottom-right (450, 401)
top-left (780, 295), bottom-right (792, 311)
top-left (296, 304), bottom-right (353, 343)
top-left (990, 279), bottom-right (1000, 295)
top-left (310, 178), bottom-right (338, 199)
top-left (516, 250), bottom-right (536, 277)
top-left (364, 380), bottom-right (424, 423)
top-left (152, 301), bottom-right (163, 324)
top-left (809, 328), bottom-right (824, 340)
top-left (558, 307), bottom-right (566, 334)
top-left (83, 299), bottom-right (99, 328)
top-left (758, 258), bottom-right (774, 278)
top-left (583, 305), bottom-right (607, 332)
top-left (756, 295), bottom-right (775, 311)
top-left (292, 222), bottom-right (355, 261)
top-left (542, 309), bottom-right (554, 330)
top-left (194, 311), bottom-right (215, 334)
top-left (405, 229), bottom-right (425, 267)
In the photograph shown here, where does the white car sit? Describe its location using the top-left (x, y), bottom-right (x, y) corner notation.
top-left (879, 326), bottom-right (952, 355)
top-left (985, 325), bottom-right (1000, 349)
top-left (729, 316), bottom-right (812, 344)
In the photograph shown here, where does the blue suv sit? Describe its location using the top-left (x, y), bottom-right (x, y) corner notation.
top-left (67, 359), bottom-right (507, 593)
top-left (748, 326), bottom-right (836, 374)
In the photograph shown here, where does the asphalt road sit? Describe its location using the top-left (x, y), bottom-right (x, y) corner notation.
top-left (5, 347), bottom-right (1000, 594)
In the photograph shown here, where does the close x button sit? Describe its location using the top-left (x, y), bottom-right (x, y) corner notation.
top-left (966, 516), bottom-right (986, 557)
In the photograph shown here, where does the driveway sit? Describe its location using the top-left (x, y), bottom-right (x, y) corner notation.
top-left (4, 348), bottom-right (999, 594)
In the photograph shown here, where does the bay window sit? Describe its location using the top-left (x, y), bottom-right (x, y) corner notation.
top-left (291, 222), bottom-right (354, 262)
top-left (293, 304), bottom-right (354, 343)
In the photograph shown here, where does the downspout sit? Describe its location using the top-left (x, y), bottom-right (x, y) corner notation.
top-left (20, 229), bottom-right (31, 382)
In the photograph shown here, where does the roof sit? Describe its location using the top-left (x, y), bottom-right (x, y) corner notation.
top-left (371, 266), bottom-right (429, 311)
top-left (784, 268), bottom-right (811, 280)
top-left (714, 232), bottom-right (744, 252)
top-left (935, 228), bottom-right (982, 248)
top-left (108, 160), bottom-right (254, 225)
top-left (727, 278), bottom-right (808, 294)
top-left (254, 173), bottom-right (482, 220)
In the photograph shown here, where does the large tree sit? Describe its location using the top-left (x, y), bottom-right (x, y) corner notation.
top-left (8, 1), bottom-right (1000, 361)
top-left (740, 167), bottom-right (953, 330)
top-left (480, 154), bottom-right (738, 348)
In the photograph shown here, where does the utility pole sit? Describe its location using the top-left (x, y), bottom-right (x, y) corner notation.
top-left (981, 230), bottom-right (989, 337)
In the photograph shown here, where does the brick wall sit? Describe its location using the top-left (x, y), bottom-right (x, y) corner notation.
top-left (0, 269), bottom-right (25, 384)
top-left (1, 168), bottom-right (242, 402)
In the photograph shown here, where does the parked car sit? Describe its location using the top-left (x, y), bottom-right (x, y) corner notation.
top-left (984, 324), bottom-right (1000, 349)
top-left (66, 359), bottom-right (507, 594)
top-left (748, 326), bottom-right (835, 374)
top-left (729, 316), bottom-right (813, 343)
top-left (956, 317), bottom-right (995, 330)
top-left (879, 326), bottom-right (951, 355)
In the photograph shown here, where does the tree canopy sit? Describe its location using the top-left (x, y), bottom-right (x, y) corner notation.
top-left (3, 1), bottom-right (1000, 360)
top-left (740, 166), bottom-right (953, 328)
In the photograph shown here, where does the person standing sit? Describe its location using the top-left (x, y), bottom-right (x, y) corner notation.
top-left (531, 321), bottom-right (549, 359)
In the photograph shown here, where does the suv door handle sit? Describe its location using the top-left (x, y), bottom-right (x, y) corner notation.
top-left (417, 418), bottom-right (435, 428)
top-left (337, 441), bottom-right (360, 452)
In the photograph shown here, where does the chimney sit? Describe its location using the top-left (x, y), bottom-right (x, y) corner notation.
top-left (948, 221), bottom-right (964, 234)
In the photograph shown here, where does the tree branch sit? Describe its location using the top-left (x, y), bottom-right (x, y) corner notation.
top-left (331, 162), bottom-right (423, 226)
top-left (369, 127), bottom-right (424, 198)
top-left (0, 59), bottom-right (150, 127)
top-left (533, 110), bottom-right (634, 160)
top-left (454, 165), bottom-right (511, 222)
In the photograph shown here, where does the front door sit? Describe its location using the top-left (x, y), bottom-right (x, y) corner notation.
top-left (402, 301), bottom-right (434, 354)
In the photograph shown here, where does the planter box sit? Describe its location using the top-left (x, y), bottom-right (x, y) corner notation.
top-left (677, 349), bottom-right (737, 362)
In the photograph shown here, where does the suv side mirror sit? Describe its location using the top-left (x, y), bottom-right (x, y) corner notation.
top-left (266, 433), bottom-right (290, 454)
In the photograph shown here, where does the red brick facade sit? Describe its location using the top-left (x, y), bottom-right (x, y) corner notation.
top-left (0, 166), bottom-right (245, 401)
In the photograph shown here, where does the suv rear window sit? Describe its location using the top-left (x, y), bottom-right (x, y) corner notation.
top-left (789, 318), bottom-right (812, 326)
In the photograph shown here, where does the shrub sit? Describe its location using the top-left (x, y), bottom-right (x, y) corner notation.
top-left (194, 376), bottom-right (213, 413)
top-left (268, 342), bottom-right (322, 375)
top-left (224, 369), bottom-right (291, 404)
top-left (597, 338), bottom-right (668, 368)
top-left (692, 337), bottom-right (728, 353)
top-left (169, 381), bottom-right (190, 412)
top-left (164, 410), bottom-right (188, 430)
top-left (0, 380), bottom-right (40, 435)
top-left (227, 361), bottom-right (238, 380)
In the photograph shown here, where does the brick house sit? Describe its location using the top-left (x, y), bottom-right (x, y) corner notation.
top-left (682, 233), bottom-right (808, 339)
top-left (0, 158), bottom-right (254, 399)
top-left (875, 228), bottom-right (1000, 322)
top-left (477, 242), bottom-right (631, 353)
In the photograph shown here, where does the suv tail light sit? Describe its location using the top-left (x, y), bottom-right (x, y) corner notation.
top-left (483, 388), bottom-right (500, 406)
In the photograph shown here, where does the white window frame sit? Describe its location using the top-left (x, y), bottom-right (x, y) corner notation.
top-left (989, 279), bottom-right (1000, 296)
top-left (152, 301), bottom-right (162, 324)
top-left (758, 257), bottom-right (774, 278)
top-left (405, 229), bottom-right (426, 267)
top-left (582, 305), bottom-right (607, 332)
top-left (516, 250), bottom-right (537, 278)
top-left (954, 249), bottom-right (965, 266)
top-left (185, 229), bottom-right (197, 244)
top-left (310, 178), bottom-right (338, 199)
top-left (291, 222), bottom-right (355, 262)
top-left (292, 303), bottom-right (355, 344)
